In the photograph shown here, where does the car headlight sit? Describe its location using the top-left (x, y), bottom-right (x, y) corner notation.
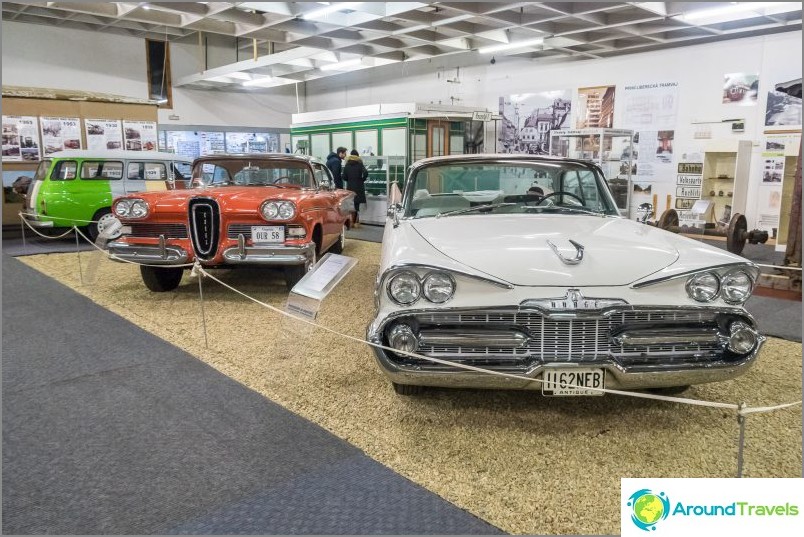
top-left (261, 200), bottom-right (296, 221)
top-left (114, 198), bottom-right (148, 219)
top-left (721, 269), bottom-right (753, 304)
top-left (686, 272), bottom-right (720, 302)
top-left (388, 271), bottom-right (421, 305)
top-left (422, 272), bottom-right (455, 303)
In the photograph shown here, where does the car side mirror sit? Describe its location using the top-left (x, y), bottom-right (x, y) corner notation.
top-left (387, 203), bottom-right (402, 227)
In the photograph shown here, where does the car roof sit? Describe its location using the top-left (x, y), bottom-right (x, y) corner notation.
top-left (45, 150), bottom-right (193, 162)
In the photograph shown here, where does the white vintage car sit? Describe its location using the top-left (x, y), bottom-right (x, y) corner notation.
top-left (368, 154), bottom-right (764, 396)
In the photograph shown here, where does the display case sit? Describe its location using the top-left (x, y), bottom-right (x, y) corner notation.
top-left (360, 156), bottom-right (406, 225)
top-left (548, 128), bottom-right (634, 216)
top-left (700, 141), bottom-right (752, 226)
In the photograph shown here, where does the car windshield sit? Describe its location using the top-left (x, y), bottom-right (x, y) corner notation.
top-left (192, 159), bottom-right (313, 188)
top-left (405, 160), bottom-right (619, 218)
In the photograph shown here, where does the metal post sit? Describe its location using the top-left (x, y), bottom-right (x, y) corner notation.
top-left (736, 402), bottom-right (747, 478)
top-left (197, 269), bottom-right (209, 349)
top-left (20, 216), bottom-right (27, 255)
top-left (75, 227), bottom-right (84, 285)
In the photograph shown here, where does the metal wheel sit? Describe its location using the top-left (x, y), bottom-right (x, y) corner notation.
top-left (727, 213), bottom-right (748, 254)
top-left (657, 209), bottom-right (679, 231)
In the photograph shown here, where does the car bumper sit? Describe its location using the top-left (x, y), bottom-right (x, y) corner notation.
top-left (107, 241), bottom-right (189, 265)
top-left (221, 242), bottom-right (315, 266)
top-left (21, 213), bottom-right (54, 228)
top-left (367, 307), bottom-right (765, 391)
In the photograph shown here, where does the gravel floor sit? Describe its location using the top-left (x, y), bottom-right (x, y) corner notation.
top-left (18, 243), bottom-right (803, 535)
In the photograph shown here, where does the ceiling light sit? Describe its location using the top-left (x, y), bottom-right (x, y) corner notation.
top-left (677, 2), bottom-right (788, 22)
top-left (478, 38), bottom-right (544, 54)
top-left (142, 4), bottom-right (150, 10)
top-left (226, 72), bottom-right (253, 81)
top-left (303, 2), bottom-right (362, 20)
top-left (242, 76), bottom-right (273, 87)
top-left (431, 14), bottom-right (473, 27)
top-left (319, 58), bottom-right (363, 71)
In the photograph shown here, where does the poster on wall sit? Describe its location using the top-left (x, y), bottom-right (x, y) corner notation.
top-left (722, 73), bottom-right (759, 105)
top-left (2, 115), bottom-right (41, 162)
top-left (761, 136), bottom-right (787, 183)
top-left (497, 90), bottom-right (572, 154)
top-left (39, 117), bottom-right (82, 155)
top-left (225, 132), bottom-right (278, 153)
top-left (123, 120), bottom-right (158, 151)
top-left (85, 119), bottom-right (124, 151)
top-left (576, 85), bottom-right (615, 128)
top-left (621, 82), bottom-right (679, 130)
top-left (765, 90), bottom-right (802, 127)
top-left (628, 130), bottom-right (677, 218)
top-left (201, 131), bottom-right (226, 155)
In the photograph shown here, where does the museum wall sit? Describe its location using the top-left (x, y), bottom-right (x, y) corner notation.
top-left (1, 20), bottom-right (298, 130)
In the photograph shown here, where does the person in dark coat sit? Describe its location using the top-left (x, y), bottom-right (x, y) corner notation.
top-left (343, 149), bottom-right (369, 226)
top-left (326, 147), bottom-right (347, 189)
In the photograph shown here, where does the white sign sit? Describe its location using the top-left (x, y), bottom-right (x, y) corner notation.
top-left (621, 82), bottom-right (679, 130)
top-left (472, 111), bottom-right (493, 122)
top-left (85, 119), bottom-right (123, 151)
top-left (39, 117), bottom-right (82, 155)
top-left (622, 478), bottom-right (804, 536)
top-left (291, 253), bottom-right (358, 301)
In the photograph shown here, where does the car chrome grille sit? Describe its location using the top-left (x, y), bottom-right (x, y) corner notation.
top-left (189, 198), bottom-right (220, 260)
top-left (410, 309), bottom-right (727, 369)
top-left (126, 223), bottom-right (188, 239)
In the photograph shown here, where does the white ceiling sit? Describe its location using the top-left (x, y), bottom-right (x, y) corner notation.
top-left (3, 2), bottom-right (802, 91)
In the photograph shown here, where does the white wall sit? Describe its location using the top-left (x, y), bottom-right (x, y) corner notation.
top-left (1, 20), bottom-right (297, 129)
top-left (304, 31), bottom-right (802, 230)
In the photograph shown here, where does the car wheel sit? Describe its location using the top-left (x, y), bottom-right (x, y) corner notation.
top-left (284, 249), bottom-right (316, 291)
top-left (329, 225), bottom-right (346, 254)
top-left (88, 208), bottom-right (121, 243)
top-left (646, 385), bottom-right (691, 396)
top-left (140, 265), bottom-right (183, 292)
top-left (392, 382), bottom-right (424, 396)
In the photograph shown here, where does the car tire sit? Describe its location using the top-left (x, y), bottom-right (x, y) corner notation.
top-left (392, 382), bottom-right (424, 396)
top-left (140, 265), bottom-right (183, 292)
top-left (329, 225), bottom-right (346, 254)
top-left (87, 208), bottom-right (121, 243)
top-left (646, 385), bottom-right (691, 396)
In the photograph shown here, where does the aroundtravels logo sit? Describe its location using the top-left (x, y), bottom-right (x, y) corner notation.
top-left (627, 489), bottom-right (671, 531)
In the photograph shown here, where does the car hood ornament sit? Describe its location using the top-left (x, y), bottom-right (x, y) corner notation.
top-left (547, 239), bottom-right (584, 265)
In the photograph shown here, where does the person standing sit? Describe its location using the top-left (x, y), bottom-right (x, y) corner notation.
top-left (326, 147), bottom-right (347, 189)
top-left (343, 149), bottom-right (369, 226)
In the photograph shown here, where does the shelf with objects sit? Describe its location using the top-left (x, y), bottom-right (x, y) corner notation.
top-left (548, 128), bottom-right (634, 217)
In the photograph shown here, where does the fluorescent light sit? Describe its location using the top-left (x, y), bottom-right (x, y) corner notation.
top-left (242, 76), bottom-right (273, 87)
top-left (303, 2), bottom-right (362, 20)
top-left (319, 58), bottom-right (363, 71)
top-left (478, 38), bottom-right (544, 54)
top-left (677, 2), bottom-right (786, 21)
top-left (431, 14), bottom-right (473, 27)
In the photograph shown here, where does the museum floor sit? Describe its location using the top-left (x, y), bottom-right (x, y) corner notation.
top-left (3, 238), bottom-right (802, 535)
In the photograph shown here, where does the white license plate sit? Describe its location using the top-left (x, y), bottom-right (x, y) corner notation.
top-left (541, 368), bottom-right (605, 396)
top-left (252, 226), bottom-right (284, 244)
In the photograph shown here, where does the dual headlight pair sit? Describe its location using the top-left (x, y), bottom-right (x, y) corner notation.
top-left (114, 198), bottom-right (149, 219)
top-left (686, 268), bottom-right (753, 304)
top-left (387, 270), bottom-right (455, 305)
top-left (261, 200), bottom-right (296, 221)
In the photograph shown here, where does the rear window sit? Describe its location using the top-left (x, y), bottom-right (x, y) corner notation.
top-left (51, 161), bottom-right (78, 181)
top-left (81, 161), bottom-right (124, 180)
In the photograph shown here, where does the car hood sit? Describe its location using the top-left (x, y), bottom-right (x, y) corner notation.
top-left (409, 214), bottom-right (682, 286)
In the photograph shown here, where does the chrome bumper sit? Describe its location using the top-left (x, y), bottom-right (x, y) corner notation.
top-left (366, 310), bottom-right (765, 391)
top-left (221, 242), bottom-right (315, 266)
top-left (107, 241), bottom-right (189, 265)
top-left (21, 213), bottom-right (54, 228)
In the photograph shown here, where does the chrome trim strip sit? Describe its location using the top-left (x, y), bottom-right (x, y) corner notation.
top-left (221, 242), bottom-right (315, 265)
top-left (107, 242), bottom-right (189, 265)
top-left (611, 328), bottom-right (728, 347)
top-left (631, 262), bottom-right (759, 289)
top-left (189, 198), bottom-right (219, 259)
top-left (419, 329), bottom-right (528, 348)
top-left (547, 239), bottom-right (584, 265)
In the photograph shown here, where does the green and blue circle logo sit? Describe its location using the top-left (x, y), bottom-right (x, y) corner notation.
top-left (627, 489), bottom-right (671, 531)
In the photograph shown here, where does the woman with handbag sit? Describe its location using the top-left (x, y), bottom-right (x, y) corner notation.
top-left (343, 149), bottom-right (368, 227)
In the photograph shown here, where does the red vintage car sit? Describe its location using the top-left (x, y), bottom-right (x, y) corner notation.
top-left (108, 154), bottom-right (355, 291)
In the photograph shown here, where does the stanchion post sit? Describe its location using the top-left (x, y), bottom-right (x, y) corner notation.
top-left (736, 402), bottom-right (747, 478)
top-left (74, 227), bottom-right (84, 285)
top-left (20, 215), bottom-right (28, 255)
top-left (197, 267), bottom-right (209, 349)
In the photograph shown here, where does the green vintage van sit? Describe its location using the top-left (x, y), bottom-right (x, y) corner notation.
top-left (22, 150), bottom-right (193, 240)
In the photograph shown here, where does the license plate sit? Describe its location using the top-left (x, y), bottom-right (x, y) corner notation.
top-left (541, 368), bottom-right (605, 396)
top-left (252, 226), bottom-right (284, 244)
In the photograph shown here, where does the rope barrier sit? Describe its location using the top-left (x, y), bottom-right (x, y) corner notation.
top-left (20, 212), bottom-right (802, 419)
top-left (19, 211), bottom-right (101, 225)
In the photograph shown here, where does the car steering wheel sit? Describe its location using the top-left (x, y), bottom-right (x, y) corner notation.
top-left (537, 191), bottom-right (584, 206)
top-left (271, 176), bottom-right (290, 184)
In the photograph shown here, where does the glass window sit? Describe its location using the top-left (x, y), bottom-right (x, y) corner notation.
top-left (193, 159), bottom-right (313, 188)
top-left (81, 161), bottom-right (123, 180)
top-left (50, 161), bottom-right (77, 181)
top-left (146, 39), bottom-right (172, 108)
top-left (312, 164), bottom-right (330, 187)
top-left (127, 162), bottom-right (167, 181)
top-left (34, 160), bottom-right (51, 181)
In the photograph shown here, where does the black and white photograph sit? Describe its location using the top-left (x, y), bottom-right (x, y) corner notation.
top-left (765, 90), bottom-right (802, 126)
top-left (498, 91), bottom-right (571, 154)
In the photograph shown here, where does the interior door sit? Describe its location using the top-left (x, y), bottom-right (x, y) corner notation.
top-left (427, 121), bottom-right (449, 158)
